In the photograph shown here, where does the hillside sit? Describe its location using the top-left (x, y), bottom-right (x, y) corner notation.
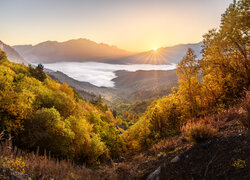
top-left (0, 41), bottom-right (27, 64)
top-left (13, 38), bottom-right (133, 63)
top-left (97, 100), bottom-right (250, 180)
top-left (46, 70), bottom-right (120, 103)
top-left (0, 91), bottom-right (249, 180)
top-left (0, 50), bottom-right (125, 166)
top-left (114, 70), bottom-right (177, 93)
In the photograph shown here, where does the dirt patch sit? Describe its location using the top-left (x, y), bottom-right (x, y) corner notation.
top-left (159, 131), bottom-right (250, 180)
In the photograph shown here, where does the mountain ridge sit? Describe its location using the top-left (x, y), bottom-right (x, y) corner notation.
top-left (13, 38), bottom-right (134, 63)
top-left (107, 42), bottom-right (202, 64)
top-left (13, 38), bottom-right (202, 64)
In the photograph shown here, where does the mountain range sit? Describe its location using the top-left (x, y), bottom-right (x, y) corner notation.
top-left (12, 38), bottom-right (202, 64)
top-left (13, 38), bottom-right (133, 63)
top-left (108, 42), bottom-right (202, 64)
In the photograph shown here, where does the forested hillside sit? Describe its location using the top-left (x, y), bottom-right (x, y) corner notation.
top-left (125, 0), bottom-right (249, 152)
top-left (0, 51), bottom-right (125, 164)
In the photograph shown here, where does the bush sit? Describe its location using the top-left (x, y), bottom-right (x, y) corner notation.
top-left (150, 138), bottom-right (175, 156)
top-left (0, 141), bottom-right (96, 179)
top-left (0, 50), bottom-right (7, 60)
top-left (28, 64), bottom-right (46, 82)
top-left (239, 91), bottom-right (250, 129)
top-left (181, 120), bottom-right (217, 143)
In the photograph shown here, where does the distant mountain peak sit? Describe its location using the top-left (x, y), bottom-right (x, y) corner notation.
top-left (107, 42), bottom-right (203, 65)
top-left (13, 38), bottom-right (133, 63)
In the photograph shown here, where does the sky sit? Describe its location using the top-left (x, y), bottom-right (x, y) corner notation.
top-left (1, 0), bottom-right (232, 52)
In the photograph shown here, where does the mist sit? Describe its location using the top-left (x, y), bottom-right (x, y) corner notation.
top-left (43, 62), bottom-right (176, 87)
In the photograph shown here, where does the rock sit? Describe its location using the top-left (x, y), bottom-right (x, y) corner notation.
top-left (0, 168), bottom-right (30, 180)
top-left (147, 166), bottom-right (161, 180)
top-left (119, 156), bottom-right (126, 162)
top-left (171, 155), bottom-right (180, 163)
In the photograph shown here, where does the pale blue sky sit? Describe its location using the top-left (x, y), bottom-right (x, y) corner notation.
top-left (0, 0), bottom-right (232, 51)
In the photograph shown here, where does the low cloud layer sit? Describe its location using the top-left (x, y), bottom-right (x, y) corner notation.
top-left (43, 62), bottom-right (176, 87)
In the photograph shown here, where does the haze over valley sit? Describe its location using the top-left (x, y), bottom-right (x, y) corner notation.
top-left (43, 62), bottom-right (177, 87)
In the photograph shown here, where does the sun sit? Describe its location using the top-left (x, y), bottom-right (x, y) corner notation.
top-left (153, 47), bottom-right (158, 51)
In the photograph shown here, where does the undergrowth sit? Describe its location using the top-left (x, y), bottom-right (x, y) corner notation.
top-left (0, 139), bottom-right (97, 180)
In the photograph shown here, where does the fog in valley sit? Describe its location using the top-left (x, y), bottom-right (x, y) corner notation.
top-left (43, 62), bottom-right (177, 87)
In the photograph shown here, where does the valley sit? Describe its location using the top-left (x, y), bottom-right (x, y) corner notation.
top-left (0, 0), bottom-right (249, 179)
top-left (46, 68), bottom-right (178, 104)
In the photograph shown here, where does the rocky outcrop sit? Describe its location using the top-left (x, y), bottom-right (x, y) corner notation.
top-left (0, 168), bottom-right (31, 180)
top-left (147, 166), bottom-right (161, 180)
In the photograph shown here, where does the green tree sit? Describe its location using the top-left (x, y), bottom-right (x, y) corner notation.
top-left (29, 64), bottom-right (46, 82)
top-left (22, 107), bottom-right (74, 157)
top-left (176, 48), bottom-right (201, 117)
top-left (200, 0), bottom-right (249, 109)
top-left (0, 50), bottom-right (7, 60)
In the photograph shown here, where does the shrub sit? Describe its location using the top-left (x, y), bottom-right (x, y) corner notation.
top-left (28, 64), bottom-right (46, 82)
top-left (181, 120), bottom-right (217, 143)
top-left (239, 91), bottom-right (250, 129)
top-left (1, 156), bottom-right (26, 174)
top-left (0, 141), bottom-right (96, 179)
top-left (232, 159), bottom-right (246, 169)
top-left (150, 138), bottom-right (175, 156)
top-left (0, 50), bottom-right (7, 60)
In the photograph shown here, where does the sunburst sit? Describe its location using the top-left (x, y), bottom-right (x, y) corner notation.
top-left (153, 47), bottom-right (158, 51)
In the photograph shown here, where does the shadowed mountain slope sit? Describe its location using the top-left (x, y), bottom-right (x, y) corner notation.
top-left (0, 41), bottom-right (27, 64)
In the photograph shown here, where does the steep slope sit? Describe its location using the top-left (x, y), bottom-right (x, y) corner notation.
top-left (13, 38), bottom-right (133, 63)
top-left (0, 50), bottom-right (124, 165)
top-left (113, 70), bottom-right (178, 101)
top-left (94, 96), bottom-right (250, 180)
top-left (46, 70), bottom-right (120, 103)
top-left (113, 70), bottom-right (177, 92)
top-left (0, 41), bottom-right (27, 64)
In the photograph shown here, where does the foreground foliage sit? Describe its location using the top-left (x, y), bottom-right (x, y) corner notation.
top-left (0, 51), bottom-right (124, 164)
top-left (181, 120), bottom-right (217, 143)
top-left (0, 140), bottom-right (96, 179)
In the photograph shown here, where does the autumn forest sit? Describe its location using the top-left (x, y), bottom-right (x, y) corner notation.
top-left (0, 0), bottom-right (249, 179)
